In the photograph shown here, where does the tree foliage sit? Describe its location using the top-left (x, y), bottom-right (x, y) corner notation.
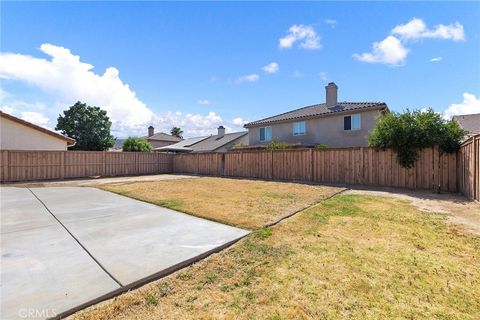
top-left (122, 137), bottom-right (152, 152)
top-left (170, 127), bottom-right (183, 139)
top-left (368, 109), bottom-right (466, 168)
top-left (56, 101), bottom-right (114, 151)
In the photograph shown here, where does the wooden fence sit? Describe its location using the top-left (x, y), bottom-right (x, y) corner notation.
top-left (0, 150), bottom-right (173, 182)
top-left (1, 136), bottom-right (478, 201)
top-left (173, 147), bottom-right (460, 193)
top-left (457, 135), bottom-right (480, 201)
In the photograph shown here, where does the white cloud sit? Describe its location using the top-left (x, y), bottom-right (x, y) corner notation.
top-left (392, 18), bottom-right (465, 41)
top-left (443, 93), bottom-right (480, 119)
top-left (429, 56), bottom-right (443, 62)
top-left (1, 105), bottom-right (14, 114)
top-left (232, 117), bottom-right (247, 126)
top-left (325, 19), bottom-right (337, 27)
top-left (355, 18), bottom-right (465, 66)
top-left (197, 99), bottom-right (211, 105)
top-left (391, 18), bottom-right (427, 41)
top-left (0, 43), bottom-right (154, 131)
top-left (279, 24), bottom-right (321, 49)
top-left (292, 70), bottom-right (304, 78)
top-left (236, 74), bottom-right (259, 84)
top-left (353, 35), bottom-right (409, 66)
top-left (21, 111), bottom-right (50, 128)
top-left (319, 72), bottom-right (327, 81)
top-left (262, 62), bottom-right (279, 74)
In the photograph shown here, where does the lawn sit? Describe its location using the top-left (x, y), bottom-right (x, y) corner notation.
top-left (72, 192), bottom-right (480, 320)
top-left (100, 177), bottom-right (343, 229)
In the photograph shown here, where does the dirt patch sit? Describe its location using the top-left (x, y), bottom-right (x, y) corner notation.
top-left (345, 189), bottom-right (480, 236)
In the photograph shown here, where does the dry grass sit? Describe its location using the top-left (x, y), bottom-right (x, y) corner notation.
top-left (72, 194), bottom-right (480, 320)
top-left (100, 177), bottom-right (343, 229)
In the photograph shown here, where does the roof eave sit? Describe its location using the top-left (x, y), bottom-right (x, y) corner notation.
top-left (1, 111), bottom-right (76, 145)
top-left (244, 104), bottom-right (388, 128)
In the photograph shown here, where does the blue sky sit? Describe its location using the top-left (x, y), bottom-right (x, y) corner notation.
top-left (1, 1), bottom-right (479, 138)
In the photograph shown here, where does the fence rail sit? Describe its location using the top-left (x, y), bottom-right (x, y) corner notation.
top-left (0, 150), bottom-right (173, 182)
top-left (1, 135), bottom-right (478, 201)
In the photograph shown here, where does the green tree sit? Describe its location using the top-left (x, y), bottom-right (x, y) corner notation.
top-left (56, 101), bottom-right (114, 151)
top-left (121, 137), bottom-right (152, 152)
top-left (170, 126), bottom-right (183, 139)
top-left (368, 109), bottom-right (466, 168)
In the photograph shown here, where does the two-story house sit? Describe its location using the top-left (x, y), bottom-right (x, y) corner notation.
top-left (244, 82), bottom-right (389, 148)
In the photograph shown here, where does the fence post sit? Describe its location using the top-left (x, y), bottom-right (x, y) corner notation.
top-left (270, 150), bottom-right (274, 180)
top-left (2, 150), bottom-right (9, 182)
top-left (61, 151), bottom-right (65, 179)
top-left (103, 152), bottom-right (106, 177)
top-left (309, 149), bottom-right (314, 181)
top-left (474, 135), bottom-right (478, 200)
top-left (433, 145), bottom-right (440, 192)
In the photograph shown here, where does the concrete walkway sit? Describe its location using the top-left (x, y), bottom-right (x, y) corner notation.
top-left (1, 187), bottom-right (249, 319)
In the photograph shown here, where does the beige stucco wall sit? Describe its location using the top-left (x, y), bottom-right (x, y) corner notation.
top-left (247, 109), bottom-right (382, 148)
top-left (0, 117), bottom-right (68, 150)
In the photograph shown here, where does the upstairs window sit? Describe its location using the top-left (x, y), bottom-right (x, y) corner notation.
top-left (293, 122), bottom-right (306, 136)
top-left (344, 114), bottom-right (361, 131)
top-left (260, 127), bottom-right (272, 142)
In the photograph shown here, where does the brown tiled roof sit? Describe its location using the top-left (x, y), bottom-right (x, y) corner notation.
top-left (0, 111), bottom-right (76, 145)
top-left (244, 102), bottom-right (388, 127)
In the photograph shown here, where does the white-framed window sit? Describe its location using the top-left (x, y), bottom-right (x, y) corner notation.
top-left (344, 114), bottom-right (361, 131)
top-left (293, 121), bottom-right (306, 136)
top-left (259, 126), bottom-right (272, 142)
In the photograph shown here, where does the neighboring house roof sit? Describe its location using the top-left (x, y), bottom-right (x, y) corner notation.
top-left (453, 113), bottom-right (480, 135)
top-left (244, 102), bottom-right (388, 128)
top-left (156, 136), bottom-right (209, 152)
top-left (145, 132), bottom-right (182, 142)
top-left (190, 132), bottom-right (248, 152)
top-left (156, 132), bottom-right (248, 153)
top-left (0, 111), bottom-right (76, 146)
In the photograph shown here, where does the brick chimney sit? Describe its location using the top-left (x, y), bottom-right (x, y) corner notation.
top-left (325, 82), bottom-right (338, 107)
top-left (217, 125), bottom-right (225, 137)
top-left (148, 126), bottom-right (154, 137)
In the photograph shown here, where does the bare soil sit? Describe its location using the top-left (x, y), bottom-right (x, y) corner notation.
top-left (345, 188), bottom-right (480, 236)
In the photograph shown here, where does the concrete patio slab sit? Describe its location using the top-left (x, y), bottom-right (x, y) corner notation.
top-left (1, 186), bottom-right (249, 319)
top-left (31, 187), bottom-right (249, 286)
top-left (0, 188), bottom-right (120, 320)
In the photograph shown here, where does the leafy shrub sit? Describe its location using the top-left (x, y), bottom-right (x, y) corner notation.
top-left (122, 137), bottom-right (153, 152)
top-left (368, 109), bottom-right (466, 168)
top-left (233, 142), bottom-right (248, 149)
top-left (266, 140), bottom-right (288, 150)
top-left (315, 144), bottom-right (328, 150)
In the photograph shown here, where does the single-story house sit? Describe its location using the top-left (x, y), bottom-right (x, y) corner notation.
top-left (156, 126), bottom-right (248, 153)
top-left (244, 82), bottom-right (389, 148)
top-left (145, 126), bottom-right (182, 148)
top-left (0, 111), bottom-right (75, 150)
top-left (453, 113), bottom-right (480, 140)
top-left (111, 126), bottom-right (182, 151)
